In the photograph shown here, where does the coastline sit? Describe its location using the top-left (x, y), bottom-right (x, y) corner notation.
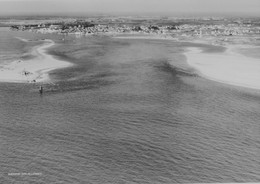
top-left (0, 39), bottom-right (73, 83)
top-left (184, 45), bottom-right (260, 90)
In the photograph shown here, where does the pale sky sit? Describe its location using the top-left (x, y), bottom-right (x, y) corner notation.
top-left (0, 0), bottom-right (259, 16)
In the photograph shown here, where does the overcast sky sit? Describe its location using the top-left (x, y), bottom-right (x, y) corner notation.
top-left (0, 0), bottom-right (259, 16)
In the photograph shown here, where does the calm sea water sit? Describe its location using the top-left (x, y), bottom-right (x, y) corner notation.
top-left (0, 27), bottom-right (260, 183)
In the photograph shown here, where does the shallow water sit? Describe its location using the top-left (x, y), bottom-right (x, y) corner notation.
top-left (0, 28), bottom-right (260, 183)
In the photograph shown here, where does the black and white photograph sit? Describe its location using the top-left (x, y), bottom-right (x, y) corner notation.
top-left (0, 0), bottom-right (260, 183)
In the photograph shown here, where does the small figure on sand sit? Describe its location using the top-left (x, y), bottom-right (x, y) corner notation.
top-left (23, 70), bottom-right (31, 76)
top-left (39, 85), bottom-right (43, 94)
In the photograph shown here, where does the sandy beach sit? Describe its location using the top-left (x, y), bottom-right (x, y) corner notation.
top-left (0, 39), bottom-right (72, 83)
top-left (185, 46), bottom-right (260, 90)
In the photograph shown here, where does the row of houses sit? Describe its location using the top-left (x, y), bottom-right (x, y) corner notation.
top-left (11, 20), bottom-right (260, 37)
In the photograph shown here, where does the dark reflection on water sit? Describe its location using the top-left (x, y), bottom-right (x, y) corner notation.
top-left (0, 29), bottom-right (260, 183)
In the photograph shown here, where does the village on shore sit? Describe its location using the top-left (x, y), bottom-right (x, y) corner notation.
top-left (10, 17), bottom-right (260, 38)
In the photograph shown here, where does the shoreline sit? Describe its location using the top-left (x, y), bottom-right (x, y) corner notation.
top-left (184, 45), bottom-right (260, 90)
top-left (0, 39), bottom-right (73, 83)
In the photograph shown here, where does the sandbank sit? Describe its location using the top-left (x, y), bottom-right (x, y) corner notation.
top-left (185, 46), bottom-right (260, 90)
top-left (113, 34), bottom-right (176, 40)
top-left (0, 39), bottom-right (73, 83)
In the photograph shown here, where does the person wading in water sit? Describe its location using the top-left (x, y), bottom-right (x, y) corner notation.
top-left (39, 85), bottom-right (43, 94)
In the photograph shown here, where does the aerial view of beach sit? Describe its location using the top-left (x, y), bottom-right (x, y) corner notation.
top-left (0, 0), bottom-right (260, 183)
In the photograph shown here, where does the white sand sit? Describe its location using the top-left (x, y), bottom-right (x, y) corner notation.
top-left (185, 46), bottom-right (260, 90)
top-left (0, 39), bottom-right (73, 83)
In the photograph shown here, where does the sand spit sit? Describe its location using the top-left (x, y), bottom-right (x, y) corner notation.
top-left (113, 33), bottom-right (177, 40)
top-left (185, 46), bottom-right (260, 90)
top-left (0, 39), bottom-right (73, 83)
